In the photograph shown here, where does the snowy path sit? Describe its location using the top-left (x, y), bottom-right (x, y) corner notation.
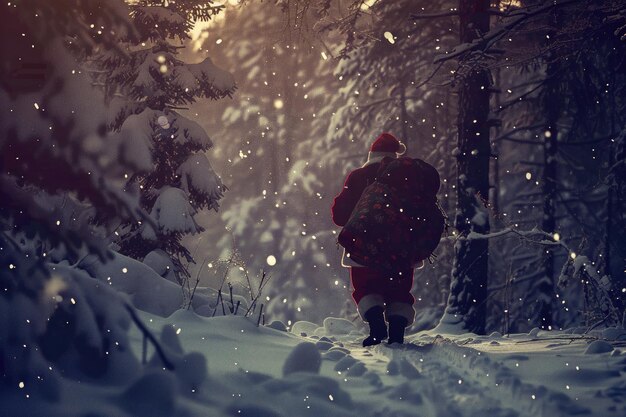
top-left (340, 338), bottom-right (585, 417)
top-left (359, 338), bottom-right (587, 417)
top-left (125, 311), bottom-right (626, 417)
top-left (5, 310), bottom-right (623, 416)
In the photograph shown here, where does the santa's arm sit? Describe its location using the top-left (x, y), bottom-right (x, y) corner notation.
top-left (331, 172), bottom-right (362, 227)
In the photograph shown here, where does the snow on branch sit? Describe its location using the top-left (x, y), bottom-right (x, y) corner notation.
top-left (455, 226), bottom-right (566, 249)
top-left (178, 153), bottom-right (225, 211)
top-left (433, 0), bottom-right (584, 65)
top-left (449, 225), bottom-right (622, 326)
top-left (286, 160), bottom-right (323, 195)
top-left (172, 112), bottom-right (213, 148)
top-left (559, 255), bottom-right (622, 326)
top-left (187, 57), bottom-right (236, 98)
top-left (150, 186), bottom-right (200, 235)
top-left (130, 6), bottom-right (190, 42)
top-left (114, 109), bottom-right (155, 172)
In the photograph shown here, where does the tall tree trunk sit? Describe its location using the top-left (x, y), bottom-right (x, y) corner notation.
top-left (400, 80), bottom-right (410, 155)
top-left (440, 0), bottom-right (491, 334)
top-left (605, 84), bottom-right (618, 285)
top-left (438, 88), bottom-right (454, 307)
top-left (490, 67), bottom-right (501, 225)
top-left (535, 10), bottom-right (561, 330)
top-left (538, 92), bottom-right (557, 329)
top-left (609, 127), bottom-right (626, 315)
top-left (604, 145), bottom-right (613, 274)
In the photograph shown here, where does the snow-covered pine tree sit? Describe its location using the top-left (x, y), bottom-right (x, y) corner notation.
top-left (95, 0), bottom-right (236, 281)
top-left (0, 0), bottom-right (155, 388)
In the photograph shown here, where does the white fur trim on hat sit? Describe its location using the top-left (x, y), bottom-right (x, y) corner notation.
top-left (357, 294), bottom-right (385, 321)
top-left (385, 302), bottom-right (415, 326)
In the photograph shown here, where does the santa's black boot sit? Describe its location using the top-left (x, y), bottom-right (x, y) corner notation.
top-left (362, 306), bottom-right (387, 347)
top-left (387, 316), bottom-right (408, 345)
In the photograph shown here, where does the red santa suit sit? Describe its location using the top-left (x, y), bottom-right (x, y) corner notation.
top-left (331, 133), bottom-right (416, 326)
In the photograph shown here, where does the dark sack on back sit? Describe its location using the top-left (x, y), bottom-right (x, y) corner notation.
top-left (337, 157), bottom-right (445, 271)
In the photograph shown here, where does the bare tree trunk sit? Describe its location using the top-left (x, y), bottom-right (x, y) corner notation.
top-left (441, 0), bottom-right (491, 334)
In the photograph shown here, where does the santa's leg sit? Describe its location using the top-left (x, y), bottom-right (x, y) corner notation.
top-left (383, 269), bottom-right (415, 344)
top-left (351, 267), bottom-right (387, 346)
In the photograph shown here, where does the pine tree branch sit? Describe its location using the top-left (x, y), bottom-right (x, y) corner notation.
top-left (433, 0), bottom-right (584, 65)
top-left (501, 137), bottom-right (543, 145)
top-left (124, 302), bottom-right (175, 370)
top-left (411, 11), bottom-right (459, 20)
top-left (495, 123), bottom-right (545, 142)
top-left (495, 79), bottom-right (548, 113)
top-left (559, 133), bottom-right (615, 146)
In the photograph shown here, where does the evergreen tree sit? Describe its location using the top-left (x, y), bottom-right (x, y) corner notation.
top-left (0, 0), bottom-right (151, 388)
top-left (95, 0), bottom-right (236, 281)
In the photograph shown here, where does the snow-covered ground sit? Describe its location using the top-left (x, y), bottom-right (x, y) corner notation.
top-left (4, 308), bottom-right (624, 417)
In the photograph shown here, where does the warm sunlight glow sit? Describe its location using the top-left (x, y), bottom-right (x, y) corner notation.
top-left (499, 0), bottom-right (522, 11)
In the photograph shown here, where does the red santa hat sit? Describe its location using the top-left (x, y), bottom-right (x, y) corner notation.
top-left (365, 132), bottom-right (406, 165)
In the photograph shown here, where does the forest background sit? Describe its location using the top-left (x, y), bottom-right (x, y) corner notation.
top-left (185, 0), bottom-right (626, 334)
top-left (1, 0), bottom-right (625, 342)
